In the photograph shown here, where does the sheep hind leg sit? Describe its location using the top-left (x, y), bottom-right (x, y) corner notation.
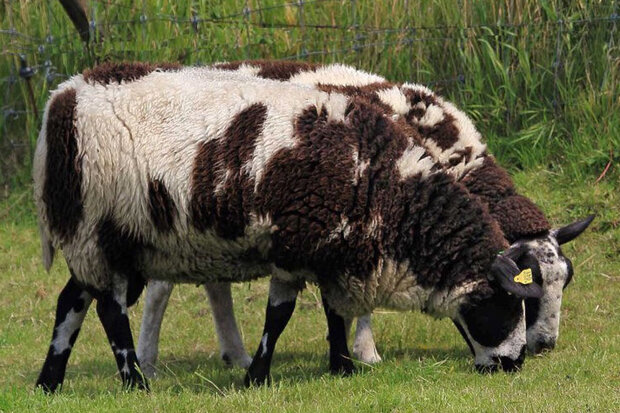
top-left (96, 278), bottom-right (148, 391)
top-left (204, 282), bottom-right (252, 369)
top-left (244, 278), bottom-right (300, 387)
top-left (322, 294), bottom-right (355, 376)
top-left (136, 280), bottom-right (174, 378)
top-left (36, 276), bottom-right (93, 393)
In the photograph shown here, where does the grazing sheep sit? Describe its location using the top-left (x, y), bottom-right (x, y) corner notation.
top-left (137, 60), bottom-right (593, 376)
top-left (34, 63), bottom-right (543, 392)
top-left (219, 60), bottom-right (594, 355)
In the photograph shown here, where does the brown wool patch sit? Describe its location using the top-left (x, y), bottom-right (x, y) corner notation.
top-left (254, 60), bottom-right (320, 80)
top-left (148, 179), bottom-right (177, 232)
top-left (43, 88), bottom-right (82, 242)
top-left (255, 100), bottom-right (414, 280)
top-left (317, 83), bottom-right (395, 114)
top-left (461, 156), bottom-right (515, 205)
top-left (83, 61), bottom-right (181, 85)
top-left (402, 88), bottom-right (459, 150)
top-left (190, 139), bottom-right (219, 233)
top-left (212, 62), bottom-right (243, 71)
top-left (418, 113), bottom-right (460, 150)
top-left (448, 146), bottom-right (474, 166)
top-left (390, 172), bottom-right (507, 291)
top-left (190, 103), bottom-right (268, 238)
top-left (461, 156), bottom-right (549, 242)
top-left (213, 60), bottom-right (321, 80)
top-left (493, 195), bottom-right (551, 242)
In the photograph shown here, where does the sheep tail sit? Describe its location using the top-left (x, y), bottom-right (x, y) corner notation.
top-left (39, 221), bottom-right (55, 272)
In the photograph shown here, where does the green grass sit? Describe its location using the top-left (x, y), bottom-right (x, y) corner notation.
top-left (0, 169), bottom-right (618, 412)
top-left (1, 0), bottom-right (618, 188)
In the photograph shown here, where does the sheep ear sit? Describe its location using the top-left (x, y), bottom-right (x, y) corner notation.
top-left (553, 215), bottom-right (595, 245)
top-left (490, 254), bottom-right (543, 299)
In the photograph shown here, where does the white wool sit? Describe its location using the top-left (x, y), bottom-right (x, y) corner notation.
top-left (396, 145), bottom-right (436, 180)
top-left (376, 86), bottom-right (411, 115)
top-left (288, 63), bottom-right (386, 86)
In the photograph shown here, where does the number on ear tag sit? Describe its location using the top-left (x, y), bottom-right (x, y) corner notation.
top-left (514, 268), bottom-right (533, 285)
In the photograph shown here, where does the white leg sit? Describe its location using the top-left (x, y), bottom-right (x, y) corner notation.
top-left (353, 313), bottom-right (382, 363)
top-left (204, 282), bottom-right (252, 369)
top-left (137, 280), bottom-right (174, 378)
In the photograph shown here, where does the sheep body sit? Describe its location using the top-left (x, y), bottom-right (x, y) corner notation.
top-left (34, 64), bottom-right (540, 391)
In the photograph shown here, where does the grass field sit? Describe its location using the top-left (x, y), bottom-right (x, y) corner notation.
top-left (0, 169), bottom-right (618, 412)
top-left (1, 0), bottom-right (618, 411)
top-left (1, 0), bottom-right (618, 186)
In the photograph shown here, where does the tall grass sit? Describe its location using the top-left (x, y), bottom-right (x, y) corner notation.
top-left (1, 0), bottom-right (618, 189)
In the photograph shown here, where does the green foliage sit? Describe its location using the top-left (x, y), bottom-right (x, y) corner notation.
top-left (0, 169), bottom-right (618, 411)
top-left (1, 1), bottom-right (618, 189)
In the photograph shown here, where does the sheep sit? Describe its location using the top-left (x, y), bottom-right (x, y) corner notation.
top-left (216, 61), bottom-right (594, 355)
top-left (33, 63), bottom-right (544, 392)
top-left (137, 60), bottom-right (593, 376)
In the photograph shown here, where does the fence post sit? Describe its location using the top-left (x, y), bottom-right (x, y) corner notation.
top-left (58, 0), bottom-right (90, 43)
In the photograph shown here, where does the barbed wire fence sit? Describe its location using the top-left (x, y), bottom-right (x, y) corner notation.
top-left (1, 0), bottom-right (618, 188)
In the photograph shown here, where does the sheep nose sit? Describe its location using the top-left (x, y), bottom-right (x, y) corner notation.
top-left (531, 339), bottom-right (556, 354)
top-left (499, 345), bottom-right (526, 372)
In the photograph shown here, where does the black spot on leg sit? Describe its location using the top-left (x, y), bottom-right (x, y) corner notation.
top-left (322, 295), bottom-right (354, 376)
top-left (96, 292), bottom-right (148, 391)
top-left (36, 277), bottom-right (90, 393)
top-left (245, 298), bottom-right (297, 387)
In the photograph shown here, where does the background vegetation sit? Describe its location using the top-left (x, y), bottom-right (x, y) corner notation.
top-left (0, 1), bottom-right (618, 411)
top-left (1, 0), bottom-right (618, 188)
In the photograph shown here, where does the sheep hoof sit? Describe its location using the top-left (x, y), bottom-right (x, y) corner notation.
top-left (222, 352), bottom-right (253, 369)
top-left (330, 358), bottom-right (355, 377)
top-left (124, 374), bottom-right (150, 392)
top-left (353, 346), bottom-right (382, 364)
top-left (35, 380), bottom-right (60, 395)
top-left (243, 371), bottom-right (270, 387)
top-left (139, 363), bottom-right (157, 379)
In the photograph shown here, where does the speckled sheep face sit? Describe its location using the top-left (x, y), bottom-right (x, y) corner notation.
top-left (455, 290), bottom-right (527, 373)
top-left (515, 216), bottom-right (594, 354)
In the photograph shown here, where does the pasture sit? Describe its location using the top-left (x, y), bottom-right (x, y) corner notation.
top-left (0, 170), bottom-right (618, 411)
top-left (1, 0), bottom-right (618, 411)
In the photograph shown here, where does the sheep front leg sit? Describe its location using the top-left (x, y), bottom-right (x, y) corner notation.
top-left (36, 277), bottom-right (93, 393)
top-left (96, 279), bottom-right (148, 391)
top-left (353, 314), bottom-right (382, 364)
top-left (322, 294), bottom-right (355, 376)
top-left (204, 282), bottom-right (252, 369)
top-left (244, 278), bottom-right (299, 387)
top-left (136, 279), bottom-right (174, 378)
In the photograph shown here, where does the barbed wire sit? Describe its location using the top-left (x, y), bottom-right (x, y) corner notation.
top-left (1, 0), bottom-right (618, 174)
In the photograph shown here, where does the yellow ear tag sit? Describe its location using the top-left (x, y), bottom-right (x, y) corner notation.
top-left (514, 268), bottom-right (533, 285)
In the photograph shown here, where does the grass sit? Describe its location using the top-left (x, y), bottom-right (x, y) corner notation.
top-left (1, 0), bottom-right (618, 410)
top-left (0, 169), bottom-right (618, 412)
top-left (1, 0), bottom-right (618, 188)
